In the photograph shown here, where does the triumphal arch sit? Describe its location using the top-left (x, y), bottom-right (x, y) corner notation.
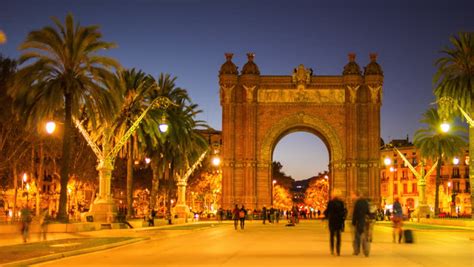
top-left (219, 53), bottom-right (383, 209)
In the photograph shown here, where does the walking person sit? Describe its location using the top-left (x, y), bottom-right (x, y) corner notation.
top-left (20, 204), bottom-right (32, 243)
top-left (262, 206), bottom-right (267, 224)
top-left (324, 190), bottom-right (346, 256)
top-left (351, 192), bottom-right (370, 257)
top-left (239, 205), bottom-right (247, 230)
top-left (39, 208), bottom-right (49, 241)
top-left (232, 204), bottom-right (240, 230)
top-left (392, 197), bottom-right (403, 243)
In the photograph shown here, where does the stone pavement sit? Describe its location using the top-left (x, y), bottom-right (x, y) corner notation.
top-left (26, 219), bottom-right (474, 267)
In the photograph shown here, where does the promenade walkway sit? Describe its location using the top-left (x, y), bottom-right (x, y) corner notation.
top-left (25, 219), bottom-right (473, 267)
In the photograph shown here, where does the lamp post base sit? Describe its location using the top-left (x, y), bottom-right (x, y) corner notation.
top-left (174, 204), bottom-right (190, 221)
top-left (416, 204), bottom-right (431, 220)
top-left (87, 200), bottom-right (117, 223)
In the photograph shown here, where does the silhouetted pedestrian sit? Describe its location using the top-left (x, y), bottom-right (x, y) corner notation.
top-left (239, 205), bottom-right (247, 230)
top-left (262, 206), bottom-right (267, 224)
top-left (324, 190), bottom-right (346, 256)
top-left (352, 192), bottom-right (370, 257)
top-left (232, 204), bottom-right (240, 230)
top-left (20, 205), bottom-right (32, 243)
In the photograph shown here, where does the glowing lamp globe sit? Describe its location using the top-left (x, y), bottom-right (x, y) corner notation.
top-left (452, 157), bottom-right (459, 165)
top-left (440, 122), bottom-right (450, 133)
top-left (159, 123), bottom-right (168, 133)
top-left (212, 156), bottom-right (221, 166)
top-left (45, 121), bottom-right (56, 134)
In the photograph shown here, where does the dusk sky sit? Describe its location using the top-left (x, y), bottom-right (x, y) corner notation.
top-left (2, 0), bottom-right (473, 180)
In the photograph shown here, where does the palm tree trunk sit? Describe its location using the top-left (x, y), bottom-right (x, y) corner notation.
top-left (470, 107), bottom-right (474, 219)
top-left (126, 140), bottom-right (134, 218)
top-left (165, 163), bottom-right (172, 224)
top-left (12, 162), bottom-right (18, 221)
top-left (434, 158), bottom-right (442, 217)
top-left (57, 92), bottom-right (72, 222)
top-left (150, 157), bottom-right (161, 210)
top-left (36, 142), bottom-right (44, 216)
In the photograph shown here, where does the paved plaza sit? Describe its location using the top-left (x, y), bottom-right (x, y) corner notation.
top-left (24, 220), bottom-right (474, 267)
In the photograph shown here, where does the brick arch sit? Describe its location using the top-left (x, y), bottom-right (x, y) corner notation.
top-left (259, 112), bottom-right (344, 164)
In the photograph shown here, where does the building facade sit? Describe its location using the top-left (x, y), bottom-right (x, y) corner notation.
top-left (380, 138), bottom-right (471, 216)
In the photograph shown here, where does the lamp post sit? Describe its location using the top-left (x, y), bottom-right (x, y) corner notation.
top-left (25, 183), bottom-right (30, 205)
top-left (34, 121), bottom-right (56, 216)
top-left (271, 180), bottom-right (277, 206)
top-left (383, 157), bottom-right (396, 205)
top-left (73, 96), bottom-right (175, 222)
top-left (438, 96), bottom-right (474, 218)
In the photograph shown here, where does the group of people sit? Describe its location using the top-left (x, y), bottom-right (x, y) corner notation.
top-left (324, 191), bottom-right (383, 257)
top-left (232, 204), bottom-right (247, 230)
top-left (20, 204), bottom-right (50, 243)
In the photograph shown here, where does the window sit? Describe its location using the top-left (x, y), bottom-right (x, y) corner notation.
top-left (452, 167), bottom-right (460, 178)
top-left (453, 182), bottom-right (460, 193)
top-left (412, 183), bottom-right (417, 193)
top-left (402, 170), bottom-right (408, 179)
top-left (403, 183), bottom-right (408, 194)
top-left (394, 184), bottom-right (398, 195)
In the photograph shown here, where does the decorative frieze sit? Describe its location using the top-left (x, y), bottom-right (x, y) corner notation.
top-left (257, 88), bottom-right (345, 103)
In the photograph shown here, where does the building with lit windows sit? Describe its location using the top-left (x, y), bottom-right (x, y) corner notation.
top-left (380, 138), bottom-right (471, 217)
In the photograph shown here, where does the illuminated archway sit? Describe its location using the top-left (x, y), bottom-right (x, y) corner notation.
top-left (219, 53), bottom-right (383, 209)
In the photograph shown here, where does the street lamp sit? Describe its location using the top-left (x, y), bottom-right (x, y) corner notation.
top-left (440, 122), bottom-right (450, 133)
top-left (22, 173), bottom-right (27, 188)
top-left (384, 157), bottom-right (392, 166)
top-left (159, 115), bottom-right (169, 133)
top-left (271, 180), bottom-right (277, 206)
top-left (25, 183), bottom-right (30, 204)
top-left (453, 157), bottom-right (460, 165)
top-left (45, 121), bottom-right (56, 134)
top-left (212, 156), bottom-right (221, 167)
top-left (384, 157), bottom-right (397, 205)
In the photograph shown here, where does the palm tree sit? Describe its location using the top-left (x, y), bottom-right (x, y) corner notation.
top-left (434, 32), bottom-right (473, 115)
top-left (9, 14), bottom-right (120, 221)
top-left (434, 32), bottom-right (473, 218)
top-left (413, 108), bottom-right (466, 216)
top-left (113, 69), bottom-right (159, 218)
top-left (144, 74), bottom-right (208, 214)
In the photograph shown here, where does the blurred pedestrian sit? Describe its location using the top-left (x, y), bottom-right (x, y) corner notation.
top-left (262, 206), bottom-right (267, 224)
top-left (351, 192), bottom-right (370, 257)
top-left (39, 208), bottom-right (49, 241)
top-left (324, 190), bottom-right (346, 256)
top-left (232, 204), bottom-right (240, 230)
top-left (20, 204), bottom-right (32, 243)
top-left (239, 205), bottom-right (247, 230)
top-left (392, 198), bottom-right (403, 243)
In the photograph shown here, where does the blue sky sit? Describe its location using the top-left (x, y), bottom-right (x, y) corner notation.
top-left (2, 0), bottom-right (473, 180)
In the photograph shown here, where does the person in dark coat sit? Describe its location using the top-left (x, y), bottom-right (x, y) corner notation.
top-left (324, 190), bottom-right (346, 256)
top-left (262, 206), bottom-right (267, 224)
top-left (232, 204), bottom-right (240, 230)
top-left (239, 205), bottom-right (247, 230)
top-left (352, 193), bottom-right (370, 256)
